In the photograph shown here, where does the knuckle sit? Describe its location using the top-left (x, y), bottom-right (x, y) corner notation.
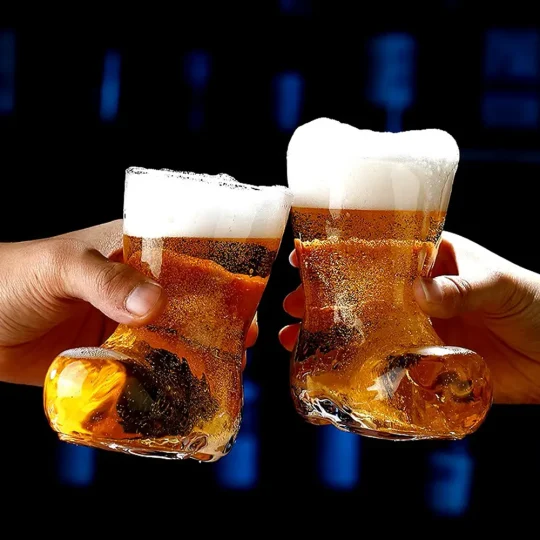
top-left (95, 260), bottom-right (132, 297)
top-left (42, 238), bottom-right (86, 267)
top-left (493, 270), bottom-right (524, 314)
top-left (445, 275), bottom-right (473, 303)
top-left (492, 269), bottom-right (514, 291)
top-left (36, 238), bottom-right (88, 287)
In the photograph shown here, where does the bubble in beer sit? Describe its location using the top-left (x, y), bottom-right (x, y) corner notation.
top-left (117, 348), bottom-right (218, 439)
top-left (44, 167), bottom-right (293, 461)
top-left (286, 118), bottom-right (492, 441)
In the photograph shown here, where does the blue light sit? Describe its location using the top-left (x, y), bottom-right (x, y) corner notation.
top-left (367, 33), bottom-right (416, 132)
top-left (57, 442), bottom-right (96, 487)
top-left (184, 50), bottom-right (211, 91)
top-left (0, 29), bottom-right (15, 115)
top-left (482, 91), bottom-right (539, 129)
top-left (279, 0), bottom-right (311, 15)
top-left (215, 378), bottom-right (260, 490)
top-left (484, 29), bottom-right (540, 82)
top-left (319, 427), bottom-right (360, 490)
top-left (188, 106), bottom-right (205, 132)
top-left (215, 433), bottom-right (258, 489)
top-left (426, 440), bottom-right (473, 517)
top-left (274, 71), bottom-right (304, 132)
top-left (184, 50), bottom-right (211, 132)
top-left (100, 50), bottom-right (121, 122)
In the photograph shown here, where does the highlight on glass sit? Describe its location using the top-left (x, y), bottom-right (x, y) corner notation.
top-left (286, 117), bottom-right (493, 441)
top-left (44, 167), bottom-right (293, 462)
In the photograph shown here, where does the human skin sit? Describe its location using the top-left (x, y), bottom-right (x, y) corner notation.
top-left (279, 231), bottom-right (540, 404)
top-left (0, 220), bottom-right (258, 386)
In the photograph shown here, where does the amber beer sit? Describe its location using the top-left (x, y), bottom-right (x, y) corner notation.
top-left (287, 118), bottom-right (493, 440)
top-left (43, 167), bottom-right (292, 461)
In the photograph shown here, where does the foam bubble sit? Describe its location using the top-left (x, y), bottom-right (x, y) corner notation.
top-left (123, 167), bottom-right (293, 239)
top-left (286, 118), bottom-right (459, 211)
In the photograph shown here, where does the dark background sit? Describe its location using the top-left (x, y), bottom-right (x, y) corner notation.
top-left (1, 2), bottom-right (540, 520)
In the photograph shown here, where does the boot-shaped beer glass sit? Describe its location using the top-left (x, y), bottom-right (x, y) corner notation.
top-left (287, 118), bottom-right (492, 440)
top-left (44, 167), bottom-right (292, 461)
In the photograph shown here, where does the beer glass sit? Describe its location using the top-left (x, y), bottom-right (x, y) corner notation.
top-left (287, 118), bottom-right (493, 440)
top-left (44, 167), bottom-right (292, 461)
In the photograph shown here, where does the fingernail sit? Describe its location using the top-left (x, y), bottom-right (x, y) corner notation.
top-left (126, 282), bottom-right (163, 317)
top-left (419, 278), bottom-right (443, 304)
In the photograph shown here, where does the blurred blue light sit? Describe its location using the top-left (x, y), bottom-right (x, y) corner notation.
top-left (100, 50), bottom-right (121, 122)
top-left (0, 29), bottom-right (15, 115)
top-left (184, 50), bottom-right (211, 132)
top-left (279, 0), bottom-right (311, 15)
top-left (426, 441), bottom-right (473, 518)
top-left (58, 442), bottom-right (96, 487)
top-left (188, 106), bottom-right (205, 132)
top-left (367, 33), bottom-right (416, 132)
top-left (319, 427), bottom-right (360, 490)
top-left (484, 29), bottom-right (540, 82)
top-left (274, 71), bottom-right (304, 132)
top-left (215, 377), bottom-right (260, 490)
top-left (482, 91), bottom-right (539, 129)
top-left (184, 50), bottom-right (211, 91)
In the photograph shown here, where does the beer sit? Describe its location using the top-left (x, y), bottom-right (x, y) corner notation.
top-left (44, 167), bottom-right (292, 461)
top-left (287, 118), bottom-right (492, 440)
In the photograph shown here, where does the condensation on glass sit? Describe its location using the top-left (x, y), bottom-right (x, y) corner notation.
top-left (287, 118), bottom-right (493, 441)
top-left (44, 167), bottom-right (292, 461)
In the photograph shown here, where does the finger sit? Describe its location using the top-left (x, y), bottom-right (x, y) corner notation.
top-left (289, 250), bottom-right (299, 268)
top-left (413, 272), bottom-right (516, 320)
top-left (245, 313), bottom-right (258, 348)
top-left (61, 220), bottom-right (124, 260)
top-left (283, 285), bottom-right (305, 318)
top-left (279, 323), bottom-right (300, 352)
top-left (59, 242), bottom-right (167, 326)
top-left (431, 235), bottom-right (459, 277)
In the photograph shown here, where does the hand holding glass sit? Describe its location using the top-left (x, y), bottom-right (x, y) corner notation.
top-left (44, 168), bottom-right (292, 461)
top-left (287, 118), bottom-right (493, 440)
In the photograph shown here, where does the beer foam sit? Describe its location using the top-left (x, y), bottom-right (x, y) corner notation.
top-left (286, 118), bottom-right (459, 211)
top-left (123, 167), bottom-right (293, 239)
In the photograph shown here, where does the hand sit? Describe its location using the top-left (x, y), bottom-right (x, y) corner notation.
top-left (0, 220), bottom-right (258, 386)
top-left (279, 231), bottom-right (540, 404)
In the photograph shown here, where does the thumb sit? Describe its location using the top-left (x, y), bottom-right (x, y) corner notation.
top-left (60, 244), bottom-right (167, 326)
top-left (413, 273), bottom-right (514, 320)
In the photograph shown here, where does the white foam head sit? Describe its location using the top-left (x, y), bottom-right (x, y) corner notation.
top-left (286, 118), bottom-right (459, 211)
top-left (124, 167), bottom-right (293, 239)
